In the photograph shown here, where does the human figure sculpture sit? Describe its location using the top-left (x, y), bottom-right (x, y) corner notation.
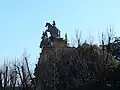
top-left (41, 31), bottom-right (48, 40)
top-left (52, 21), bottom-right (56, 27)
top-left (40, 31), bottom-right (52, 48)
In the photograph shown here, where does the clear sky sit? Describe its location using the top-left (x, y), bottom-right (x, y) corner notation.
top-left (0, 0), bottom-right (120, 68)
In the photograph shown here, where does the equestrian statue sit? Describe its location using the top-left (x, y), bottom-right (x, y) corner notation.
top-left (45, 21), bottom-right (60, 39)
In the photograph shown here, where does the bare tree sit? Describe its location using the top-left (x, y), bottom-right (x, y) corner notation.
top-left (75, 29), bottom-right (82, 47)
top-left (70, 29), bottom-right (82, 47)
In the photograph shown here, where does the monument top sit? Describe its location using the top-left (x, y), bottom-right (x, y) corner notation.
top-left (45, 21), bottom-right (60, 39)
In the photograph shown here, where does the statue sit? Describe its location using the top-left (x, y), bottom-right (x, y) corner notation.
top-left (40, 30), bottom-right (53, 48)
top-left (41, 31), bottom-right (48, 40)
top-left (40, 21), bottom-right (61, 48)
top-left (52, 21), bottom-right (56, 27)
top-left (45, 21), bottom-right (60, 39)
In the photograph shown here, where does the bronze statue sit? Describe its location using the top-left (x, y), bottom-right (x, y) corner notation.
top-left (52, 21), bottom-right (56, 26)
top-left (45, 23), bottom-right (52, 30)
top-left (40, 21), bottom-right (61, 48)
top-left (40, 31), bottom-right (52, 48)
top-left (45, 21), bottom-right (60, 39)
top-left (41, 31), bottom-right (48, 40)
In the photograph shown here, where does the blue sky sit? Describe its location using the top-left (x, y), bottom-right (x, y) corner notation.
top-left (0, 0), bottom-right (120, 68)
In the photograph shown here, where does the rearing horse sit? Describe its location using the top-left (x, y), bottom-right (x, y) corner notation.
top-left (45, 23), bottom-right (52, 30)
